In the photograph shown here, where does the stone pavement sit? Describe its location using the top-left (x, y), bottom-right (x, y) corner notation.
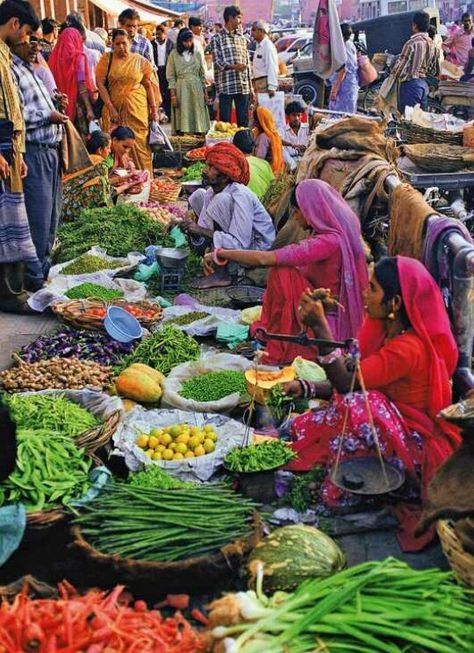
top-left (0, 309), bottom-right (449, 571)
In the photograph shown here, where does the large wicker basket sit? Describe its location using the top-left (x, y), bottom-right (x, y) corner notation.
top-left (437, 519), bottom-right (474, 587)
top-left (403, 143), bottom-right (474, 172)
top-left (149, 181), bottom-right (181, 203)
top-left (70, 511), bottom-right (263, 597)
top-left (53, 299), bottom-right (163, 330)
top-left (398, 120), bottom-right (463, 146)
top-left (169, 135), bottom-right (206, 153)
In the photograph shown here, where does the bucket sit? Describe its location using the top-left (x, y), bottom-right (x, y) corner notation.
top-left (104, 306), bottom-right (143, 343)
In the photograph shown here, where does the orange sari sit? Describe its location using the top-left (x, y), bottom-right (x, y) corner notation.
top-left (96, 52), bottom-right (160, 173)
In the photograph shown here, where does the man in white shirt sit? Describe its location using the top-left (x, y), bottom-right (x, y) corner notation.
top-left (251, 20), bottom-right (279, 97)
top-left (167, 18), bottom-right (184, 45)
top-left (281, 101), bottom-right (310, 169)
top-left (152, 24), bottom-right (173, 118)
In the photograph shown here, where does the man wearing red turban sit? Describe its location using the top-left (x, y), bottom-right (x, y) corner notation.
top-left (182, 142), bottom-right (275, 288)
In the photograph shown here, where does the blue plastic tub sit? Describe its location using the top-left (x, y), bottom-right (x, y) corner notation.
top-left (104, 306), bottom-right (143, 343)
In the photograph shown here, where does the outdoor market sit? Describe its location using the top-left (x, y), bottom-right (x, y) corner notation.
top-left (0, 0), bottom-right (473, 651)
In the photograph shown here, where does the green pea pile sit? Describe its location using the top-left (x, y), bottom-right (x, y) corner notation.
top-left (180, 370), bottom-right (247, 402)
top-left (60, 254), bottom-right (123, 275)
top-left (167, 311), bottom-right (210, 327)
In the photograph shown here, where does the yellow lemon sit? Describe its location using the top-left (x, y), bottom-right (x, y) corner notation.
top-left (188, 435), bottom-right (200, 450)
top-left (145, 448), bottom-right (154, 458)
top-left (173, 452), bottom-right (184, 460)
top-left (169, 424), bottom-right (181, 438)
top-left (169, 442), bottom-right (178, 451)
top-left (176, 433), bottom-right (190, 445)
top-left (148, 435), bottom-right (159, 449)
top-left (150, 427), bottom-right (163, 439)
top-left (156, 444), bottom-right (166, 453)
top-left (194, 445), bottom-right (206, 457)
top-left (160, 433), bottom-right (172, 446)
top-left (162, 449), bottom-right (173, 460)
top-left (136, 434), bottom-right (149, 448)
top-left (203, 424), bottom-right (214, 433)
top-left (175, 442), bottom-right (188, 455)
top-left (152, 451), bottom-right (162, 461)
top-left (207, 431), bottom-right (218, 442)
top-left (184, 450), bottom-right (195, 458)
top-left (203, 439), bottom-right (215, 453)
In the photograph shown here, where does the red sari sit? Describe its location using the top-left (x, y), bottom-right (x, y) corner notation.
top-left (288, 257), bottom-right (461, 551)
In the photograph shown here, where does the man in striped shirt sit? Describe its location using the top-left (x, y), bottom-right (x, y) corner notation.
top-left (388, 11), bottom-right (439, 114)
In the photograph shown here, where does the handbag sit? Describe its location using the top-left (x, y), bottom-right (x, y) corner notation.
top-left (357, 53), bottom-right (378, 88)
top-left (93, 53), bottom-right (113, 120)
top-left (0, 77), bottom-right (14, 166)
top-left (149, 120), bottom-right (172, 152)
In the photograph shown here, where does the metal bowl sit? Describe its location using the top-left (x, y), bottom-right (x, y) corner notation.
top-left (155, 247), bottom-right (190, 269)
top-left (330, 458), bottom-right (405, 495)
top-left (227, 286), bottom-right (265, 309)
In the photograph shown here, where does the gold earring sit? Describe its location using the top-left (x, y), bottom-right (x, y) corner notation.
top-left (387, 311), bottom-right (396, 320)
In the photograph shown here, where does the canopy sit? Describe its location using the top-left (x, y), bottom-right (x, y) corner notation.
top-left (90, 0), bottom-right (182, 22)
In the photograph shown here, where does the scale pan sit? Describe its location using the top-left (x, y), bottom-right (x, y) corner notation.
top-left (330, 458), bottom-right (405, 495)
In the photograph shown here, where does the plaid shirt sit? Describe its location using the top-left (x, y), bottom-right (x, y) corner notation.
top-left (211, 28), bottom-right (251, 95)
top-left (11, 55), bottom-right (61, 145)
top-left (131, 34), bottom-right (155, 66)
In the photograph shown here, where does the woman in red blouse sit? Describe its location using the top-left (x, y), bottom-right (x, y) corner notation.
top-left (285, 256), bottom-right (461, 550)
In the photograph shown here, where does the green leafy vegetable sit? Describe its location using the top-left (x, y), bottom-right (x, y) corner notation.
top-left (65, 282), bottom-right (124, 301)
top-left (224, 439), bottom-right (296, 472)
top-left (128, 466), bottom-right (195, 490)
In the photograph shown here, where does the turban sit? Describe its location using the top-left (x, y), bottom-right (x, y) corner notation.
top-left (205, 142), bottom-right (250, 186)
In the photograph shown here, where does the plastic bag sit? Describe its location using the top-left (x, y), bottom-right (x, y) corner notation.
top-left (292, 356), bottom-right (327, 382)
top-left (0, 505), bottom-right (26, 567)
top-left (162, 353), bottom-right (251, 413)
top-left (48, 247), bottom-right (144, 280)
top-left (112, 407), bottom-right (252, 481)
top-left (160, 302), bottom-right (241, 337)
top-left (117, 175), bottom-right (151, 205)
top-left (149, 120), bottom-right (172, 151)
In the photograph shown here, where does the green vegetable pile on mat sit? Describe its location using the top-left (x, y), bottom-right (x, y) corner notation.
top-left (0, 429), bottom-right (91, 512)
top-left (115, 324), bottom-right (200, 376)
top-left (54, 204), bottom-right (175, 263)
top-left (281, 467), bottom-right (326, 513)
top-left (60, 254), bottom-right (123, 275)
top-left (181, 161), bottom-right (205, 182)
top-left (167, 311), bottom-right (209, 326)
top-left (65, 282), bottom-right (124, 301)
top-left (3, 393), bottom-right (101, 436)
top-left (74, 481), bottom-right (257, 561)
top-left (180, 370), bottom-right (247, 402)
top-left (224, 440), bottom-right (296, 472)
top-left (128, 465), bottom-right (195, 490)
top-left (209, 557), bottom-right (474, 653)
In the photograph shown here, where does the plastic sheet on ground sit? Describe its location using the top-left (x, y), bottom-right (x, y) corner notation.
top-left (28, 272), bottom-right (147, 312)
top-left (162, 353), bottom-right (251, 413)
top-left (159, 301), bottom-right (241, 336)
top-left (49, 247), bottom-right (144, 280)
top-left (113, 407), bottom-right (252, 481)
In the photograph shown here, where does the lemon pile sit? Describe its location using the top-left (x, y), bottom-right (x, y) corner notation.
top-left (207, 122), bottom-right (246, 138)
top-left (136, 422), bottom-right (217, 461)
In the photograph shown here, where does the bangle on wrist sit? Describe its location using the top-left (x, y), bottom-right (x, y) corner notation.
top-left (212, 247), bottom-right (227, 266)
top-left (317, 348), bottom-right (342, 366)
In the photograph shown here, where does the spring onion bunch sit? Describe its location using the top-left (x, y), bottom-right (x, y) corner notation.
top-left (209, 557), bottom-right (474, 653)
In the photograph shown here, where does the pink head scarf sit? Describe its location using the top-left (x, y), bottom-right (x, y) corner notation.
top-left (295, 179), bottom-right (368, 340)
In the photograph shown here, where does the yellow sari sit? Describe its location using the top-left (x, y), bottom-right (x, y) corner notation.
top-left (96, 52), bottom-right (160, 173)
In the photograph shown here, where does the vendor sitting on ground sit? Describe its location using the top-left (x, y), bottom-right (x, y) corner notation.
top-left (253, 106), bottom-right (285, 174)
top-left (282, 101), bottom-right (310, 170)
top-left (62, 129), bottom-right (139, 221)
top-left (284, 256), bottom-right (461, 552)
top-left (182, 142), bottom-right (275, 289)
top-left (232, 129), bottom-right (274, 200)
top-left (204, 179), bottom-right (368, 363)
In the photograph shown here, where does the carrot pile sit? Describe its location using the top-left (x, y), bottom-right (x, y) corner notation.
top-left (0, 583), bottom-right (209, 653)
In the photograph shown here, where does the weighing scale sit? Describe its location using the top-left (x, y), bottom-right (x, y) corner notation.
top-left (251, 329), bottom-right (405, 496)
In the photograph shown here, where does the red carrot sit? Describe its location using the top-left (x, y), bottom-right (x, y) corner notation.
top-left (190, 608), bottom-right (210, 627)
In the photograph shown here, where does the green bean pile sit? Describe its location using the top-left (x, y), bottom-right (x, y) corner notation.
top-left (60, 254), bottom-right (123, 275)
top-left (3, 393), bottom-right (101, 437)
top-left (224, 439), bottom-right (296, 472)
top-left (65, 283), bottom-right (124, 301)
top-left (74, 482), bottom-right (257, 561)
top-left (115, 324), bottom-right (200, 376)
top-left (167, 311), bottom-right (209, 327)
top-left (180, 370), bottom-right (247, 402)
top-left (0, 429), bottom-right (91, 512)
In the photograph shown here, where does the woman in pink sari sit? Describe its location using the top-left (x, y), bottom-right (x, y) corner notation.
top-left (205, 179), bottom-right (368, 364)
top-left (284, 256), bottom-right (461, 550)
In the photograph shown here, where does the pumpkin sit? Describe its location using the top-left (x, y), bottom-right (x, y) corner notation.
top-left (245, 367), bottom-right (295, 404)
top-left (248, 525), bottom-right (345, 593)
top-left (115, 364), bottom-right (164, 403)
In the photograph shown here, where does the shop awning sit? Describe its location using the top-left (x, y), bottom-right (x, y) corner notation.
top-left (89, 0), bottom-right (182, 22)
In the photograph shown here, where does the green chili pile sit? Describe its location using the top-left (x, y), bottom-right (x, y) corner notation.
top-left (224, 439), bottom-right (296, 472)
top-left (115, 324), bottom-right (200, 376)
top-left (3, 393), bottom-right (101, 436)
top-left (74, 482), bottom-right (257, 561)
top-left (60, 255), bottom-right (123, 275)
top-left (0, 429), bottom-right (91, 512)
top-left (167, 311), bottom-right (210, 327)
top-left (210, 557), bottom-right (474, 653)
top-left (180, 370), bottom-right (247, 402)
top-left (65, 282), bottom-right (124, 301)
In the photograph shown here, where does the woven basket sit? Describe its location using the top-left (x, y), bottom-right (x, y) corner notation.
top-left (70, 511), bottom-right (263, 597)
top-left (53, 299), bottom-right (163, 330)
top-left (403, 143), bottom-right (474, 172)
top-left (437, 520), bottom-right (474, 587)
top-left (149, 182), bottom-right (181, 203)
top-left (169, 135), bottom-right (206, 153)
top-left (399, 120), bottom-right (463, 146)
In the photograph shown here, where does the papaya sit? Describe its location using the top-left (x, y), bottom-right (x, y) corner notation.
top-left (115, 363), bottom-right (163, 403)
